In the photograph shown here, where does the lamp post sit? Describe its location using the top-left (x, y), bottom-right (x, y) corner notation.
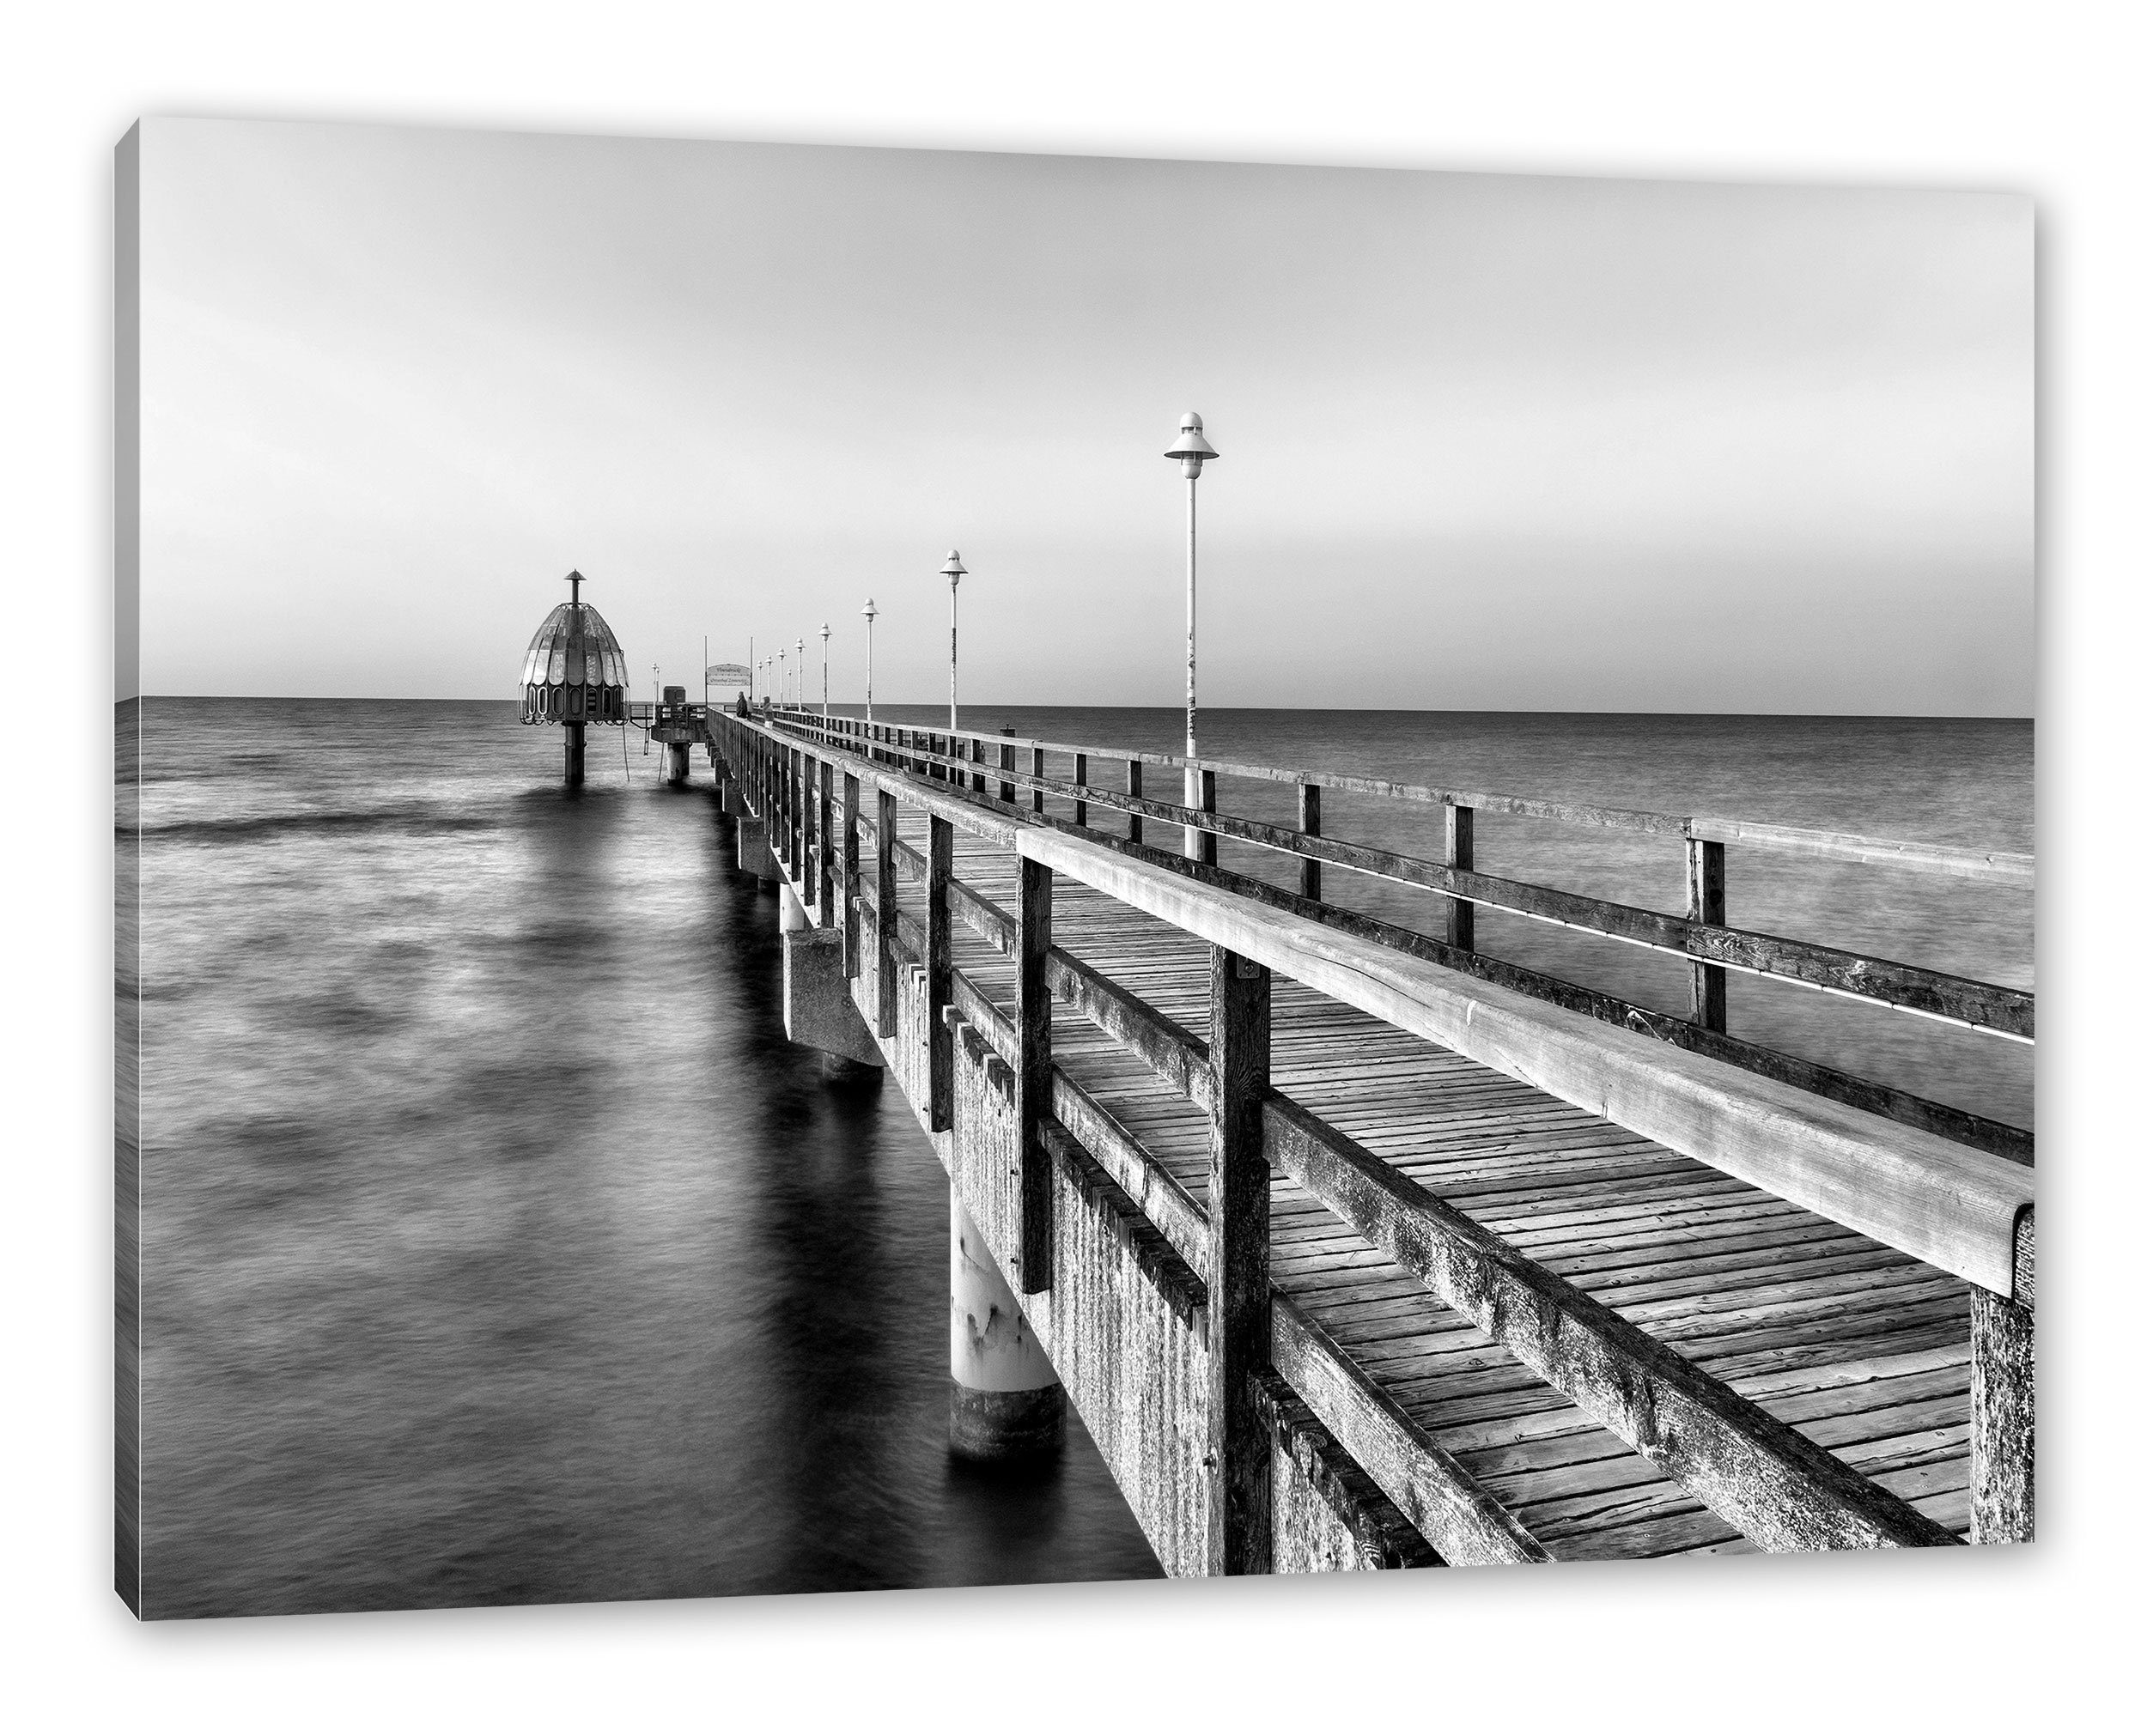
top-left (1165, 411), bottom-right (1219, 857)
top-left (819, 622), bottom-right (831, 723)
top-left (861, 598), bottom-right (878, 725)
top-left (777, 646), bottom-right (787, 709)
top-left (941, 549), bottom-right (967, 733)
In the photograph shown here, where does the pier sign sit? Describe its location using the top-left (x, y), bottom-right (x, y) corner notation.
top-left (706, 663), bottom-right (751, 688)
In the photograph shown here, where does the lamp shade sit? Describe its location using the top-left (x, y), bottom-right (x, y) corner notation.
top-left (1164, 411), bottom-right (1219, 464)
top-left (940, 549), bottom-right (967, 581)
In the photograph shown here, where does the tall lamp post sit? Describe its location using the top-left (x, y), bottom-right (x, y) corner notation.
top-left (818, 622), bottom-right (831, 723)
top-left (861, 598), bottom-right (878, 725)
top-left (1165, 411), bottom-right (1219, 856)
top-left (796, 638), bottom-right (806, 715)
top-left (777, 646), bottom-right (787, 710)
top-left (941, 549), bottom-right (967, 733)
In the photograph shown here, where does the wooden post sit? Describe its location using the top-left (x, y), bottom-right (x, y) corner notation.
top-left (817, 758), bottom-right (835, 926)
top-left (1074, 752), bottom-right (1088, 829)
top-left (927, 815), bottom-right (953, 1132)
top-left (1127, 759), bottom-right (1143, 846)
top-left (842, 773), bottom-right (861, 977)
top-left (1015, 857), bottom-right (1053, 1294)
top-left (1687, 837), bottom-right (1728, 1031)
top-left (875, 790), bottom-right (899, 1038)
top-left (1197, 768), bottom-right (1218, 867)
top-left (971, 736), bottom-right (987, 797)
top-left (1445, 803), bottom-right (1475, 951)
top-left (1970, 1284), bottom-right (2034, 1544)
top-left (999, 727), bottom-right (1016, 804)
top-left (1299, 782), bottom-right (1322, 902)
top-left (1031, 746), bottom-right (1046, 815)
top-left (1206, 944), bottom-right (1273, 1575)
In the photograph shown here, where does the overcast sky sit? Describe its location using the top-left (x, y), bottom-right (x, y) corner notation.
top-left (137, 119), bottom-right (2033, 713)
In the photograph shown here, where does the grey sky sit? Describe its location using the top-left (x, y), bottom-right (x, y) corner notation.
top-left (138, 119), bottom-right (2032, 713)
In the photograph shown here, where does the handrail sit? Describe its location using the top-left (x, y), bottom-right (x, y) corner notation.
top-left (718, 707), bottom-right (2034, 1299)
top-left (761, 705), bottom-right (2034, 886)
top-left (774, 713), bottom-right (2034, 1042)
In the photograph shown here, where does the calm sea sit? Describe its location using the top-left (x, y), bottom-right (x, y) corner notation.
top-left (133, 699), bottom-right (2032, 1617)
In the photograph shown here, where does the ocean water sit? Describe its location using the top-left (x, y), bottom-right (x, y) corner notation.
top-left (131, 699), bottom-right (2031, 1617)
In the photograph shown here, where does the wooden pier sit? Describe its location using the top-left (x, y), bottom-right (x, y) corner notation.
top-left (683, 701), bottom-right (2034, 1571)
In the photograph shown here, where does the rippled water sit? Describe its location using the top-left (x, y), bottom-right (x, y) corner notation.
top-left (133, 699), bottom-right (2030, 1617)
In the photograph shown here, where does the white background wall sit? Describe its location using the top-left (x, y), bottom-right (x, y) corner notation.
top-left (7, 3), bottom-right (2135, 1731)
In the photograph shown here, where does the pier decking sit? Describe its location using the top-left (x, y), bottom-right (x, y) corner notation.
top-left (689, 702), bottom-right (2033, 1572)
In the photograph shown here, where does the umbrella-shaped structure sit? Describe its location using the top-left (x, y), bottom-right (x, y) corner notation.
top-left (520, 569), bottom-right (630, 786)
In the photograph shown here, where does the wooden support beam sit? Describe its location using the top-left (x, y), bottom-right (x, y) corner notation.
top-left (1688, 836), bottom-right (1727, 1033)
top-left (1970, 1211), bottom-right (2034, 1543)
top-left (1031, 745), bottom-right (1046, 815)
top-left (999, 729), bottom-right (1016, 804)
top-left (1074, 752), bottom-right (1088, 829)
top-left (842, 772), bottom-right (861, 977)
top-left (1299, 783), bottom-right (1322, 903)
top-left (1127, 758), bottom-right (1142, 846)
top-left (1197, 768), bottom-right (1218, 867)
top-left (817, 757), bottom-right (834, 926)
top-left (1015, 858), bottom-right (1054, 1294)
top-left (1206, 945), bottom-right (1273, 1575)
top-left (875, 789), bottom-right (899, 1038)
top-left (1445, 803), bottom-right (1475, 952)
top-left (927, 816), bottom-right (953, 1132)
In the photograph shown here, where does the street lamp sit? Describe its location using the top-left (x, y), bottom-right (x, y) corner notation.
top-left (941, 549), bottom-right (967, 733)
top-left (861, 598), bottom-right (878, 725)
top-left (796, 638), bottom-right (806, 715)
top-left (818, 622), bottom-right (831, 723)
top-left (777, 646), bottom-right (787, 709)
top-left (1165, 411), bottom-right (1219, 855)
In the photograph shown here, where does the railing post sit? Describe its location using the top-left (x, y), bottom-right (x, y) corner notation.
top-left (842, 772), bottom-right (861, 977)
top-left (817, 756), bottom-right (835, 926)
top-left (1299, 781), bottom-right (1322, 902)
top-left (1687, 836), bottom-right (1728, 1031)
top-left (1127, 759), bottom-right (1143, 846)
top-left (971, 736), bottom-right (987, 797)
top-left (1445, 802), bottom-right (1475, 950)
top-left (1970, 1226), bottom-right (2034, 1544)
top-left (1015, 856), bottom-right (1053, 1295)
top-left (1197, 768), bottom-right (1218, 867)
top-left (999, 726), bottom-right (1016, 804)
top-left (1074, 752), bottom-right (1088, 829)
top-left (1031, 745), bottom-right (1046, 815)
top-left (927, 816), bottom-right (953, 1132)
top-left (1206, 944), bottom-right (1273, 1576)
top-left (875, 790), bottom-right (899, 1038)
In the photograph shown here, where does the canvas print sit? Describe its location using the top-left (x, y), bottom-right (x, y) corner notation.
top-left (114, 119), bottom-right (2033, 1618)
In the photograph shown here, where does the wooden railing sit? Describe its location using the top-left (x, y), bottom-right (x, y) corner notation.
top-left (703, 707), bottom-right (2035, 1565)
top-left (757, 705), bottom-right (2034, 1162)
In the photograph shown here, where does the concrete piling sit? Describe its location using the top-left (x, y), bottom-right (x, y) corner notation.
top-left (948, 1191), bottom-right (1065, 1461)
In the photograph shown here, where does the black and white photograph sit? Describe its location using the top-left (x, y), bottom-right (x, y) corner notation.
top-left (113, 115), bottom-right (2039, 1620)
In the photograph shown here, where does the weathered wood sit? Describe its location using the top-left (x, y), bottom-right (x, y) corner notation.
top-left (1252, 1372), bottom-right (1444, 1570)
top-left (1969, 1272), bottom-right (2033, 1544)
top-left (1688, 817), bottom-right (2035, 886)
top-left (1445, 803), bottom-right (1475, 952)
top-left (928, 815), bottom-right (953, 1132)
top-left (1016, 856), bottom-right (1054, 1294)
top-left (875, 789), bottom-right (900, 1036)
top-left (1207, 944), bottom-right (1274, 1575)
top-left (1197, 768), bottom-right (1218, 867)
top-left (841, 773), bottom-right (861, 976)
top-left (1269, 1294), bottom-right (1549, 1565)
top-left (1298, 783), bottom-right (1322, 903)
top-left (1688, 837), bottom-right (1726, 1033)
top-left (1010, 823), bottom-right (2034, 1297)
top-left (817, 756), bottom-right (835, 926)
top-left (1127, 758), bottom-right (1142, 846)
top-left (1259, 1095), bottom-right (1959, 1551)
top-left (1031, 746), bottom-right (1047, 815)
top-left (999, 728), bottom-right (1016, 804)
top-left (1074, 752), bottom-right (1088, 829)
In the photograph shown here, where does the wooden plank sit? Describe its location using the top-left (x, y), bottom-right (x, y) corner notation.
top-left (1969, 1279), bottom-right (2034, 1544)
top-left (817, 756), bottom-right (835, 926)
top-left (1207, 944), bottom-right (1273, 1575)
top-left (1016, 857), bottom-right (1053, 1294)
top-left (875, 789), bottom-right (899, 1037)
top-left (1012, 823), bottom-right (2033, 1297)
top-left (1074, 753), bottom-right (1088, 829)
top-left (842, 772), bottom-right (861, 976)
top-left (927, 815), bottom-right (953, 1130)
top-left (1271, 1295), bottom-right (1551, 1565)
top-left (1688, 816), bottom-right (2035, 886)
top-left (1127, 758), bottom-right (1142, 846)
